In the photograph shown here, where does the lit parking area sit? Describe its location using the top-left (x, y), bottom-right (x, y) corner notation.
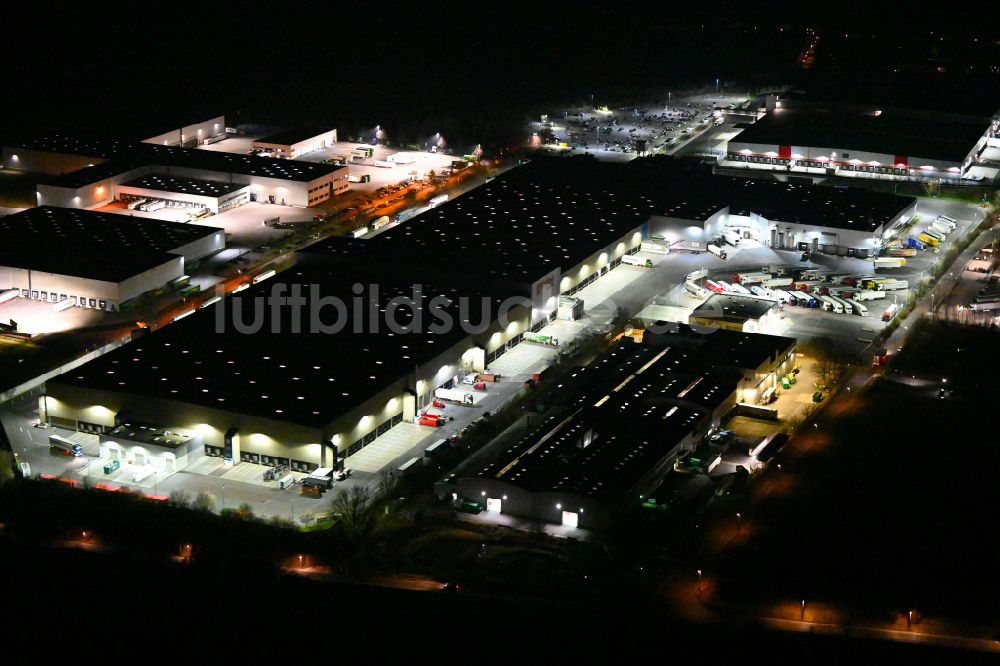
top-left (194, 202), bottom-right (312, 249)
top-left (218, 460), bottom-right (308, 488)
top-left (77, 452), bottom-right (175, 490)
top-left (572, 258), bottom-right (655, 310)
top-left (300, 143), bottom-right (458, 194)
top-left (344, 423), bottom-right (433, 474)
top-left (533, 92), bottom-right (749, 160)
top-left (487, 340), bottom-right (560, 378)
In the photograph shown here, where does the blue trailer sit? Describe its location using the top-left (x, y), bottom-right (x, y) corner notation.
top-left (906, 237), bottom-right (926, 250)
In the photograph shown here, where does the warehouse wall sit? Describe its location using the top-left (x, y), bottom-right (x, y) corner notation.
top-left (36, 165), bottom-right (151, 209)
top-left (44, 382), bottom-right (326, 464)
top-left (557, 226), bottom-right (645, 295)
top-left (118, 256), bottom-right (185, 303)
top-left (142, 116), bottom-right (227, 147)
top-left (2, 267), bottom-right (120, 307)
top-left (170, 228), bottom-right (226, 262)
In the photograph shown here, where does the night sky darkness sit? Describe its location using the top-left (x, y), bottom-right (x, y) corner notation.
top-left (5, 2), bottom-right (997, 151)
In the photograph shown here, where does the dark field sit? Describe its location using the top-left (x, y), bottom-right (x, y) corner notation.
top-left (713, 323), bottom-right (1000, 625)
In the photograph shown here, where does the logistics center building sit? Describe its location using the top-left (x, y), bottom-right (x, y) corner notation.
top-left (721, 96), bottom-right (1000, 183)
top-left (3, 117), bottom-right (349, 209)
top-left (41, 156), bottom-right (874, 475)
top-left (0, 206), bottom-right (224, 312)
top-left (450, 326), bottom-right (795, 529)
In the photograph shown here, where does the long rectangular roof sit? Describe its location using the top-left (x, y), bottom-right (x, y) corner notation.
top-left (51, 263), bottom-right (509, 429)
top-left (731, 100), bottom-right (990, 163)
top-left (304, 156), bottom-right (913, 286)
top-left (6, 131), bottom-right (128, 160)
top-left (33, 140), bottom-right (346, 189)
top-left (727, 178), bottom-right (915, 233)
top-left (0, 206), bottom-right (221, 282)
top-left (305, 157), bottom-right (732, 285)
top-left (470, 339), bottom-right (744, 501)
top-left (121, 173), bottom-right (248, 197)
top-left (253, 127), bottom-right (334, 146)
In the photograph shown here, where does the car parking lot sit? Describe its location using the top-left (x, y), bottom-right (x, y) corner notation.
top-left (532, 92), bottom-right (749, 160)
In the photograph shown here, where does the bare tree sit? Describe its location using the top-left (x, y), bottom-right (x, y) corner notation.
top-left (168, 489), bottom-right (191, 508)
top-left (810, 336), bottom-right (849, 385)
top-left (192, 491), bottom-right (216, 512)
top-left (330, 485), bottom-right (374, 541)
top-left (235, 502), bottom-right (255, 520)
top-left (375, 469), bottom-right (397, 499)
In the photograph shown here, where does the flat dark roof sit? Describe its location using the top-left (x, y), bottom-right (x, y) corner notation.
top-left (732, 100), bottom-right (990, 163)
top-left (691, 294), bottom-right (777, 324)
top-left (122, 174), bottom-right (247, 197)
top-left (0, 206), bottom-right (221, 283)
top-left (642, 323), bottom-right (795, 372)
top-left (6, 132), bottom-right (128, 160)
top-left (470, 339), bottom-right (748, 501)
top-left (254, 128), bottom-right (334, 147)
top-left (52, 264), bottom-right (509, 429)
top-left (305, 157), bottom-right (731, 285)
top-left (37, 141), bottom-right (346, 189)
top-left (43, 159), bottom-right (147, 189)
top-left (728, 178), bottom-right (915, 233)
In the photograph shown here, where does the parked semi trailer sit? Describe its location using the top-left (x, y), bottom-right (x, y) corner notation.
top-left (854, 290), bottom-right (886, 301)
top-left (873, 257), bottom-right (906, 268)
top-left (707, 244), bottom-right (727, 260)
top-left (732, 272), bottom-right (770, 285)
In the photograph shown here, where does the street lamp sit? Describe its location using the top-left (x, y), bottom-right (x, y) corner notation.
top-left (801, 599), bottom-right (806, 620)
top-left (221, 483), bottom-right (226, 510)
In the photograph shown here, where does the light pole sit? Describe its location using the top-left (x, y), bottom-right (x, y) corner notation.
top-left (800, 599), bottom-right (806, 620)
top-left (221, 483), bottom-right (226, 511)
top-left (290, 496), bottom-right (296, 523)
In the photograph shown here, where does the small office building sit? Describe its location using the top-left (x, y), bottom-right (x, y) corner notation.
top-left (252, 128), bottom-right (338, 159)
top-left (688, 293), bottom-right (781, 334)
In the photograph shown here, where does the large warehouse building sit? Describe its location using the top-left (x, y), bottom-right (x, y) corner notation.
top-left (3, 119), bottom-right (349, 209)
top-left (1, 115), bottom-right (228, 175)
top-left (34, 144), bottom-right (349, 209)
top-left (451, 326), bottom-right (795, 529)
top-left (640, 162), bottom-right (917, 257)
top-left (43, 263), bottom-right (536, 471)
top-left (0, 206), bottom-right (224, 311)
top-left (41, 156), bottom-right (881, 473)
top-left (721, 96), bottom-right (1000, 183)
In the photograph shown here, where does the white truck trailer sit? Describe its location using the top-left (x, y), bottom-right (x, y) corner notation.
top-left (434, 387), bottom-right (487, 406)
top-left (873, 257), bottom-right (906, 268)
top-left (707, 244), bottom-right (727, 260)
